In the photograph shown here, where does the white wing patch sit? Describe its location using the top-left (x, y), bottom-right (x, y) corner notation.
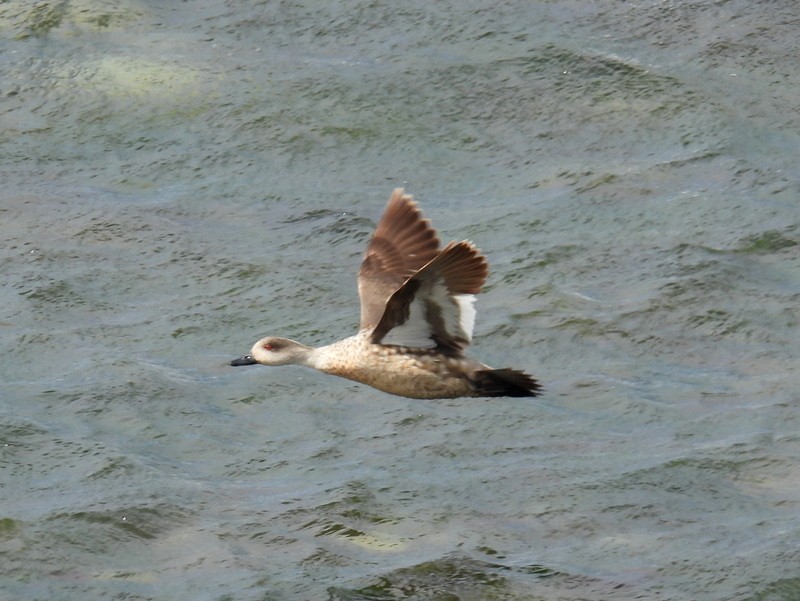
top-left (380, 292), bottom-right (436, 348)
top-left (380, 281), bottom-right (477, 348)
top-left (453, 294), bottom-right (476, 341)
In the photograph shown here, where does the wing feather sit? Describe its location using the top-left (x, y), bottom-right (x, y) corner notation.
top-left (357, 189), bottom-right (440, 330)
top-left (371, 241), bottom-right (489, 355)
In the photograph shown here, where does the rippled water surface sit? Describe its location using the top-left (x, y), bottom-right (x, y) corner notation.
top-left (2, 1), bottom-right (799, 600)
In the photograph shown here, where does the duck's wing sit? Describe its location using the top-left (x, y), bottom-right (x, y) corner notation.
top-left (370, 241), bottom-right (489, 356)
top-left (358, 189), bottom-right (441, 330)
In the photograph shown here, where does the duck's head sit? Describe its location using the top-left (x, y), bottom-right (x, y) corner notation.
top-left (230, 336), bottom-right (313, 367)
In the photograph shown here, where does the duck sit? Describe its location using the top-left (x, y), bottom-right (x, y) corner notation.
top-left (230, 188), bottom-right (541, 399)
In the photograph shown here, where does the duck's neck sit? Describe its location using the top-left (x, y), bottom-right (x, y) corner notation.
top-left (286, 341), bottom-right (319, 368)
top-left (304, 334), bottom-right (364, 374)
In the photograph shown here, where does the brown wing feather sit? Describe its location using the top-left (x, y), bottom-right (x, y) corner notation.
top-left (358, 189), bottom-right (440, 329)
top-left (371, 241), bottom-right (489, 354)
top-left (426, 241), bottom-right (489, 295)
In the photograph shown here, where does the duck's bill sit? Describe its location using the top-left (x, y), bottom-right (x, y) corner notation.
top-left (230, 355), bottom-right (258, 366)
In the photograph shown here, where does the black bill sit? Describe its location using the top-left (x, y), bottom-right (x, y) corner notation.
top-left (230, 355), bottom-right (258, 366)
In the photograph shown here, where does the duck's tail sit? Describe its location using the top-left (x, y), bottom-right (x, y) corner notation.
top-left (472, 368), bottom-right (542, 397)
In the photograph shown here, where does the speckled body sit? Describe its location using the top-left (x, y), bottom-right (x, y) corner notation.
top-left (230, 191), bottom-right (540, 398)
top-left (310, 331), bottom-right (484, 399)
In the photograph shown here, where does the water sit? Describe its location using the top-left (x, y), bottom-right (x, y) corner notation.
top-left (2, 1), bottom-right (799, 599)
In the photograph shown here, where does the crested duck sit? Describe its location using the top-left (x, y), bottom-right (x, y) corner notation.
top-left (230, 189), bottom-right (541, 399)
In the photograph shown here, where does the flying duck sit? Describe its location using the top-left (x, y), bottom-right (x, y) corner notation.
top-left (230, 189), bottom-right (541, 399)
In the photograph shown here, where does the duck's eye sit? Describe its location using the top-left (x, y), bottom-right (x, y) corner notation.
top-left (263, 343), bottom-right (274, 351)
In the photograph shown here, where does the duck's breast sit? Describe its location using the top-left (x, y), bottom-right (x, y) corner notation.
top-left (313, 334), bottom-right (475, 399)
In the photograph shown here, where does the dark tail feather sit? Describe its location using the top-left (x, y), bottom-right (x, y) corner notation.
top-left (472, 368), bottom-right (542, 397)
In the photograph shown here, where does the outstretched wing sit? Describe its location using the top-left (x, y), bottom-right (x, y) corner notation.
top-left (357, 189), bottom-right (441, 330)
top-left (370, 241), bottom-right (489, 356)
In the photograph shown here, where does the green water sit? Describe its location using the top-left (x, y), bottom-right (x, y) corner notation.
top-left (2, 1), bottom-right (799, 600)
